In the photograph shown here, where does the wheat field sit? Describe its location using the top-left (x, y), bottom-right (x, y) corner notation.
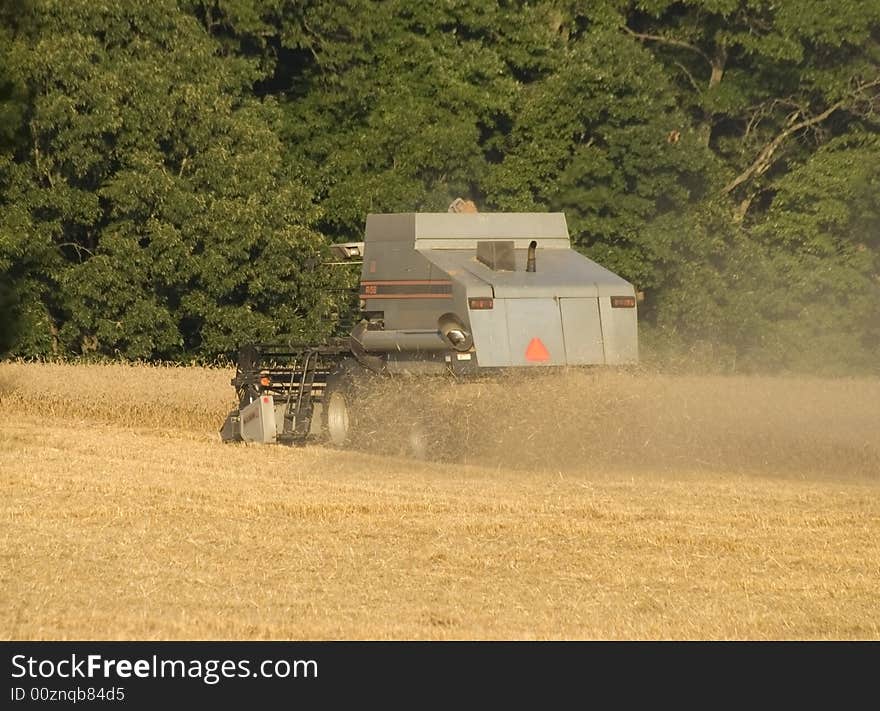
top-left (0, 361), bottom-right (878, 640)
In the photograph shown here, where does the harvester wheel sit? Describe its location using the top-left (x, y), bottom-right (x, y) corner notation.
top-left (322, 360), bottom-right (361, 448)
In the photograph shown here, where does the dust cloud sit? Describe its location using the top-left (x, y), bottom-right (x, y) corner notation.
top-left (1, 361), bottom-right (875, 480)
top-left (348, 368), bottom-right (880, 479)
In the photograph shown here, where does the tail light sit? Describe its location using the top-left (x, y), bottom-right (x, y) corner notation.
top-left (468, 297), bottom-right (493, 310)
top-left (610, 296), bottom-right (636, 308)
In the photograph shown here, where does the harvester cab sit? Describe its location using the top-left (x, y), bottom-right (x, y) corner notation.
top-left (220, 208), bottom-right (638, 447)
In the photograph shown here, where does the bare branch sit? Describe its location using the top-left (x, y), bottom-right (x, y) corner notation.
top-left (743, 103), bottom-right (769, 140)
top-left (57, 242), bottom-right (95, 261)
top-left (723, 79), bottom-right (880, 196)
top-left (732, 194), bottom-right (755, 224)
top-left (673, 61), bottom-right (702, 95)
top-left (622, 25), bottom-right (711, 64)
top-left (722, 100), bottom-right (845, 195)
top-left (743, 97), bottom-right (807, 139)
top-left (299, 19), bottom-right (323, 67)
top-left (784, 109), bottom-right (802, 127)
top-left (624, 25), bottom-right (727, 95)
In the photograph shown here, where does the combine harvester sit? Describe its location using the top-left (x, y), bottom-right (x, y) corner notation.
top-left (220, 204), bottom-right (638, 451)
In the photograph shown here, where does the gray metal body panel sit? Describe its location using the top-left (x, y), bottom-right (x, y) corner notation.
top-left (240, 396), bottom-right (277, 443)
top-left (238, 396), bottom-right (325, 443)
top-left (467, 300), bottom-right (510, 366)
top-left (358, 212), bottom-right (638, 368)
top-left (560, 298), bottom-right (605, 364)
top-left (365, 212), bottom-right (571, 249)
top-left (423, 248), bottom-right (630, 297)
top-left (504, 298), bottom-right (567, 366)
top-left (598, 297), bottom-right (639, 364)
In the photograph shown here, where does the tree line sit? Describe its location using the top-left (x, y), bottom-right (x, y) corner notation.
top-left (1, 0), bottom-right (878, 373)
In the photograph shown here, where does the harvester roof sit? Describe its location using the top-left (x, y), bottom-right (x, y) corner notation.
top-left (365, 212), bottom-right (571, 250)
top-left (421, 247), bottom-right (630, 298)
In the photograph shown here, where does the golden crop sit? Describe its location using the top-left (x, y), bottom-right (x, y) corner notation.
top-left (1, 362), bottom-right (878, 639)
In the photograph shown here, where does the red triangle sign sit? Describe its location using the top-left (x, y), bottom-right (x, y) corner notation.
top-left (525, 337), bottom-right (550, 362)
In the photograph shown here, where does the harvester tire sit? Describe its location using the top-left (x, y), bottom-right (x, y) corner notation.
top-left (322, 360), bottom-right (361, 448)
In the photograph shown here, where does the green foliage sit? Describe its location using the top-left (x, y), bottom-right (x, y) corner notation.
top-left (645, 133), bottom-right (880, 374)
top-left (1, 0), bottom-right (878, 372)
top-left (748, 134), bottom-right (880, 371)
top-left (279, 0), bottom-right (520, 239)
top-left (484, 23), bottom-right (724, 291)
top-left (2, 0), bottom-right (338, 359)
